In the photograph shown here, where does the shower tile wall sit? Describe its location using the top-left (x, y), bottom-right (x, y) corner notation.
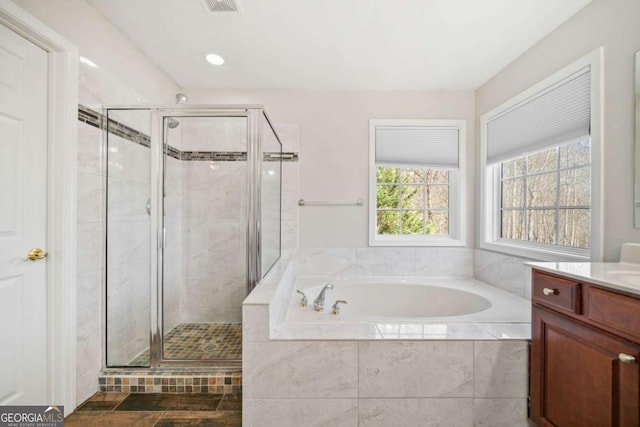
top-left (177, 120), bottom-right (298, 324)
top-left (180, 118), bottom-right (248, 323)
top-left (76, 59), bottom-right (157, 404)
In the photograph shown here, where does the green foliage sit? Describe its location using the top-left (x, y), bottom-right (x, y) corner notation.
top-left (376, 167), bottom-right (432, 235)
top-left (401, 211), bottom-right (424, 234)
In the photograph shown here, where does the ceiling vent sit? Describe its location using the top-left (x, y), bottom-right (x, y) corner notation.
top-left (200, 0), bottom-right (241, 13)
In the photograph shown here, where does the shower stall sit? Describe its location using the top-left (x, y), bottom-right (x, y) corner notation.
top-left (103, 105), bottom-right (282, 369)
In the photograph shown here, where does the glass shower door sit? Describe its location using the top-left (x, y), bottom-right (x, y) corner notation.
top-left (260, 114), bottom-right (282, 276)
top-left (161, 114), bottom-right (248, 362)
top-left (105, 109), bottom-right (152, 367)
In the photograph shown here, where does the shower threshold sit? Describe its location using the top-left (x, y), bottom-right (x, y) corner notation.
top-left (100, 322), bottom-right (243, 394)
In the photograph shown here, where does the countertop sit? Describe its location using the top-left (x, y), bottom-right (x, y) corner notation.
top-left (525, 261), bottom-right (640, 296)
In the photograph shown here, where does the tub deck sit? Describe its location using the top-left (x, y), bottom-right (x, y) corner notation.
top-left (276, 276), bottom-right (530, 340)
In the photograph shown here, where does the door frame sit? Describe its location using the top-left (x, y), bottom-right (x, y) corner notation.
top-left (0, 0), bottom-right (78, 411)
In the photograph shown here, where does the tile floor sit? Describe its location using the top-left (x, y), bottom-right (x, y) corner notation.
top-left (130, 323), bottom-right (242, 365)
top-left (66, 392), bottom-right (241, 426)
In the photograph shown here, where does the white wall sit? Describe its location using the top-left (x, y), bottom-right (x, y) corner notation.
top-left (188, 90), bottom-right (476, 248)
top-left (476, 0), bottom-right (640, 261)
top-left (11, 0), bottom-right (179, 103)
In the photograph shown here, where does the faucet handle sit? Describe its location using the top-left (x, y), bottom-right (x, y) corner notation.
top-left (332, 300), bottom-right (347, 315)
top-left (296, 290), bottom-right (308, 307)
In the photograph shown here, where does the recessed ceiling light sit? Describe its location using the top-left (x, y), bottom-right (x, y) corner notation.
top-left (205, 53), bottom-right (225, 66)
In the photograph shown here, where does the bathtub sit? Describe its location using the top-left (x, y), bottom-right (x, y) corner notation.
top-left (277, 276), bottom-right (530, 340)
top-left (244, 263), bottom-right (531, 425)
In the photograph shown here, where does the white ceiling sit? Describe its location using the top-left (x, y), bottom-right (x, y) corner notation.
top-left (86, 0), bottom-right (592, 91)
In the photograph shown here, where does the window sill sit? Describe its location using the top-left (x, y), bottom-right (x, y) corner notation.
top-left (479, 240), bottom-right (592, 262)
top-left (370, 236), bottom-right (467, 247)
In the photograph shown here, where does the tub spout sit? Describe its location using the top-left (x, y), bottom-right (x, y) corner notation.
top-left (313, 283), bottom-right (334, 311)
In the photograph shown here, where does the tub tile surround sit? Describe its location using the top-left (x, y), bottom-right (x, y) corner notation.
top-left (244, 399), bottom-right (358, 427)
top-left (358, 398), bottom-right (474, 427)
top-left (474, 249), bottom-right (533, 299)
top-left (243, 256), bottom-right (530, 425)
top-left (298, 247), bottom-right (535, 298)
top-left (474, 399), bottom-right (531, 427)
top-left (359, 341), bottom-right (474, 398)
top-left (298, 247), bottom-right (474, 277)
top-left (244, 341), bottom-right (359, 399)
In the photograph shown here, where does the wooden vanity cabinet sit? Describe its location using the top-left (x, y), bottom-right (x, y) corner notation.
top-left (530, 270), bottom-right (640, 427)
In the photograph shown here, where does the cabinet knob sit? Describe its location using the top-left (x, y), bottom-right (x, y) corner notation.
top-left (542, 288), bottom-right (557, 296)
top-left (619, 353), bottom-right (637, 364)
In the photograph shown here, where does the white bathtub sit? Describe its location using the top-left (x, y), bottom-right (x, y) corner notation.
top-left (245, 261), bottom-right (530, 425)
top-left (285, 276), bottom-right (530, 325)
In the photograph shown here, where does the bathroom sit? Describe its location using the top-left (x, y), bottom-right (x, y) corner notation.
top-left (1, 0), bottom-right (640, 425)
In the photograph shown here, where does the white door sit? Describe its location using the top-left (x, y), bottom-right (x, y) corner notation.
top-left (0, 23), bottom-right (49, 405)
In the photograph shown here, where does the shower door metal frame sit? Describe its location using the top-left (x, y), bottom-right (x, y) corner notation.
top-left (102, 105), bottom-right (282, 370)
top-left (151, 107), bottom-right (262, 368)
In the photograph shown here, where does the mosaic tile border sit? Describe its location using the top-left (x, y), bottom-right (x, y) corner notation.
top-left (79, 105), bottom-right (151, 148)
top-left (264, 152), bottom-right (298, 162)
top-left (78, 105), bottom-right (299, 162)
top-left (99, 372), bottom-right (241, 394)
top-left (165, 144), bottom-right (181, 160)
top-left (181, 151), bottom-right (247, 161)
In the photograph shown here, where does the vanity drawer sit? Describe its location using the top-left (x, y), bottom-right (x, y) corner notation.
top-left (588, 287), bottom-right (640, 341)
top-left (532, 271), bottom-right (581, 314)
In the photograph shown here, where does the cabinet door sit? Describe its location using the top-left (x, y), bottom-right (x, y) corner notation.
top-left (531, 307), bottom-right (640, 427)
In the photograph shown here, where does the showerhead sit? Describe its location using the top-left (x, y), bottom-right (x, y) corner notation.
top-left (166, 93), bottom-right (187, 128)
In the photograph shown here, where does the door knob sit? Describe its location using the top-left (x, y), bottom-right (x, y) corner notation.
top-left (24, 248), bottom-right (48, 261)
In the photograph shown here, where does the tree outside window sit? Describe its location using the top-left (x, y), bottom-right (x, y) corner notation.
top-left (499, 138), bottom-right (591, 249)
top-left (376, 167), bottom-right (449, 236)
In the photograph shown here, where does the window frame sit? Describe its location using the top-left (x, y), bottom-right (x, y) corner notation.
top-left (369, 119), bottom-right (467, 247)
top-left (492, 137), bottom-right (592, 257)
top-left (480, 48), bottom-right (603, 261)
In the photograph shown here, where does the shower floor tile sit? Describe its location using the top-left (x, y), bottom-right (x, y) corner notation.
top-left (130, 322), bottom-right (242, 365)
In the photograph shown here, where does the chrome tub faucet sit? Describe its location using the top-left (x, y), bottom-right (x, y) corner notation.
top-left (313, 283), bottom-right (334, 311)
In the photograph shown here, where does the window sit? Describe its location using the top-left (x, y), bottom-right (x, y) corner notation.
top-left (480, 49), bottom-right (602, 260)
top-left (376, 167), bottom-right (450, 235)
top-left (369, 120), bottom-right (466, 246)
top-left (498, 138), bottom-right (591, 250)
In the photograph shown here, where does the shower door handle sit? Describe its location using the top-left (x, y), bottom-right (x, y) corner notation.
top-left (158, 229), bottom-right (167, 249)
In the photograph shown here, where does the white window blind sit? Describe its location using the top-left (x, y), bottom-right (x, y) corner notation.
top-left (486, 66), bottom-right (591, 164)
top-left (375, 126), bottom-right (459, 168)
